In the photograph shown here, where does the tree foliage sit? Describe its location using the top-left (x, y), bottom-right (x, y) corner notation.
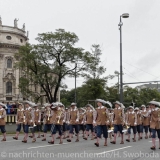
top-left (61, 85), bottom-right (160, 108)
top-left (15, 29), bottom-right (94, 103)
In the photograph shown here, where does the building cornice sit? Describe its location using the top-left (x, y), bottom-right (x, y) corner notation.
top-left (0, 43), bottom-right (20, 49)
top-left (0, 25), bottom-right (28, 40)
top-left (0, 30), bottom-right (28, 40)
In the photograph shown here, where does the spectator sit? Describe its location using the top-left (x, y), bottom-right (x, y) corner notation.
top-left (7, 102), bottom-right (12, 114)
top-left (10, 103), bottom-right (16, 114)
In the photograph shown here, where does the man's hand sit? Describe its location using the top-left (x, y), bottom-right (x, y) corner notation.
top-left (93, 120), bottom-right (96, 126)
top-left (106, 120), bottom-right (110, 125)
top-left (134, 122), bottom-right (137, 126)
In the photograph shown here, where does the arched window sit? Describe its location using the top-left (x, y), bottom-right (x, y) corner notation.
top-left (7, 59), bottom-right (12, 68)
top-left (6, 82), bottom-right (12, 95)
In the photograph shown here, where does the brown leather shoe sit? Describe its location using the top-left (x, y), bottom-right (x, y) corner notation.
top-left (32, 138), bottom-right (36, 143)
top-left (56, 137), bottom-right (60, 139)
top-left (126, 139), bottom-right (130, 142)
top-left (75, 139), bottom-right (79, 142)
top-left (67, 139), bottom-right (71, 142)
top-left (120, 141), bottom-right (124, 144)
top-left (37, 136), bottom-right (41, 138)
top-left (110, 141), bottom-right (116, 144)
top-left (1, 138), bottom-right (6, 141)
top-left (133, 139), bottom-right (136, 142)
top-left (48, 141), bottom-right (54, 144)
top-left (104, 143), bottom-right (107, 146)
top-left (42, 138), bottom-right (46, 141)
top-left (83, 137), bottom-right (87, 140)
top-left (150, 146), bottom-right (156, 150)
top-left (94, 142), bottom-right (99, 147)
top-left (22, 140), bottom-right (27, 143)
top-left (13, 137), bottom-right (18, 140)
top-left (145, 136), bottom-right (148, 139)
top-left (29, 135), bottom-right (33, 138)
top-left (41, 134), bottom-right (44, 137)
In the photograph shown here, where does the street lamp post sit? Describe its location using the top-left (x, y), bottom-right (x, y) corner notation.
top-left (118, 13), bottom-right (129, 103)
top-left (114, 71), bottom-right (120, 95)
top-left (75, 62), bottom-right (77, 103)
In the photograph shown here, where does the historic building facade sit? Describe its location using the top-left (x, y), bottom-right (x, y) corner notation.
top-left (0, 17), bottom-right (28, 102)
top-left (0, 17), bottom-right (60, 103)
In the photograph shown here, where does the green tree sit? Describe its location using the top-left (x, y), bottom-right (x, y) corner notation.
top-left (123, 87), bottom-right (160, 107)
top-left (81, 44), bottom-right (107, 100)
top-left (61, 44), bottom-right (108, 107)
top-left (15, 29), bottom-right (93, 103)
top-left (82, 44), bottom-right (106, 79)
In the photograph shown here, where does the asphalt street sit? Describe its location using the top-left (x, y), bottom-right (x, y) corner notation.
top-left (0, 133), bottom-right (160, 160)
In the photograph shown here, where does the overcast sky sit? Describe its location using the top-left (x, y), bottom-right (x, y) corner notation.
top-left (0, 0), bottom-right (160, 90)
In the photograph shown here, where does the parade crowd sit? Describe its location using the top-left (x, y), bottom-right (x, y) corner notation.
top-left (0, 99), bottom-right (160, 150)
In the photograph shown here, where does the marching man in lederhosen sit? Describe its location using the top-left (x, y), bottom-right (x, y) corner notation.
top-left (63, 108), bottom-right (68, 139)
top-left (33, 104), bottom-right (41, 138)
top-left (78, 108), bottom-right (85, 138)
top-left (63, 107), bottom-right (69, 139)
top-left (108, 108), bottom-right (114, 142)
top-left (83, 104), bottom-right (95, 140)
top-left (93, 99), bottom-right (109, 147)
top-left (28, 103), bottom-right (41, 139)
top-left (22, 101), bottom-right (35, 143)
top-left (13, 103), bottom-right (25, 140)
top-left (0, 102), bottom-right (7, 141)
top-left (124, 108), bottom-right (129, 135)
top-left (55, 102), bottom-right (65, 140)
top-left (148, 101), bottom-right (160, 150)
top-left (126, 106), bottom-right (137, 142)
top-left (110, 101), bottom-right (125, 144)
top-left (67, 103), bottom-right (79, 142)
top-left (41, 103), bottom-right (53, 141)
top-left (134, 107), bottom-right (142, 140)
top-left (141, 105), bottom-right (150, 139)
top-left (61, 104), bottom-right (67, 139)
top-left (146, 105), bottom-right (152, 138)
top-left (48, 102), bottom-right (64, 144)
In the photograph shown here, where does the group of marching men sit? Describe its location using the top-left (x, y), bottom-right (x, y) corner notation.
top-left (0, 99), bottom-right (160, 150)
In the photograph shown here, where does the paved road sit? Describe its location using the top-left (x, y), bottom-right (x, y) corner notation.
top-left (0, 133), bottom-right (159, 160)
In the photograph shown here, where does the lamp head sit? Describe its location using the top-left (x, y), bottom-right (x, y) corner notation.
top-left (121, 13), bottom-right (129, 18)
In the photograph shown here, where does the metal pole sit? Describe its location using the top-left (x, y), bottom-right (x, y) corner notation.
top-left (119, 16), bottom-right (123, 103)
top-left (75, 63), bottom-right (77, 103)
top-left (118, 73), bottom-right (120, 96)
top-left (123, 80), bottom-right (160, 85)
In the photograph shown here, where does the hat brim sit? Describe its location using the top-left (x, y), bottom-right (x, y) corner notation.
top-left (148, 101), bottom-right (160, 106)
top-left (113, 102), bottom-right (121, 106)
top-left (95, 99), bottom-right (105, 104)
